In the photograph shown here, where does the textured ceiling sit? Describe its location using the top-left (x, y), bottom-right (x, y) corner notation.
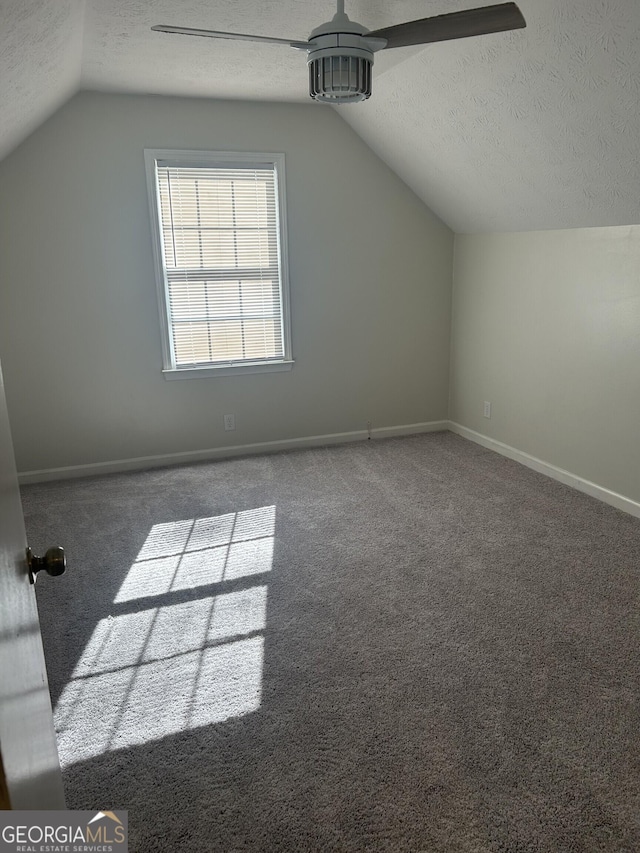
top-left (0, 0), bottom-right (84, 161)
top-left (1, 0), bottom-right (639, 232)
top-left (340, 0), bottom-right (640, 232)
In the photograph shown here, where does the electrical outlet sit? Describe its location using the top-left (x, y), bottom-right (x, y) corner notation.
top-left (223, 413), bottom-right (236, 431)
top-left (483, 401), bottom-right (491, 419)
top-left (366, 420), bottom-right (372, 440)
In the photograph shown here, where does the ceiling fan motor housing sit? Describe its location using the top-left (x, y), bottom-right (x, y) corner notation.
top-left (305, 13), bottom-right (385, 103)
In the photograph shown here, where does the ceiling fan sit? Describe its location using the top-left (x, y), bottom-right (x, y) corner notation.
top-left (152, 1), bottom-right (526, 105)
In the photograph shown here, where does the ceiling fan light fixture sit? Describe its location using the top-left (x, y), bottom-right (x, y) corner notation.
top-left (304, 11), bottom-right (381, 104)
top-left (308, 51), bottom-right (372, 103)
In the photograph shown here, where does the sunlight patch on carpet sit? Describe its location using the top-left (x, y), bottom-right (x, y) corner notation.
top-left (115, 505), bottom-right (275, 602)
top-left (54, 507), bottom-right (274, 766)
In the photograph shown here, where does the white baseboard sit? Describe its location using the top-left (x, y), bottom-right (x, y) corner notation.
top-left (18, 420), bottom-right (449, 484)
top-left (448, 421), bottom-right (640, 520)
top-left (18, 420), bottom-right (640, 521)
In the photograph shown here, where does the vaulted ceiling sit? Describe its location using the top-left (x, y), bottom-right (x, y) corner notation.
top-left (2, 0), bottom-right (639, 232)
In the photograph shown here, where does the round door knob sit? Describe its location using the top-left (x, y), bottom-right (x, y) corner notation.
top-left (27, 546), bottom-right (66, 584)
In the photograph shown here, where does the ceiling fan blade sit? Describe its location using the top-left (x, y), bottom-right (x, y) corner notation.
top-left (368, 2), bottom-right (526, 49)
top-left (151, 25), bottom-right (308, 49)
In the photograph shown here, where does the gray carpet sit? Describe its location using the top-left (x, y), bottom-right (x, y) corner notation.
top-left (22, 432), bottom-right (640, 852)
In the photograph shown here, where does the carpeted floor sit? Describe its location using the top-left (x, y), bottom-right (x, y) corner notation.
top-left (22, 432), bottom-right (640, 852)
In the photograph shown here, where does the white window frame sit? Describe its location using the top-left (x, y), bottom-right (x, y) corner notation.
top-left (144, 148), bottom-right (294, 379)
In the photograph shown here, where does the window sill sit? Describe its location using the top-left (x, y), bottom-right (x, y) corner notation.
top-left (163, 360), bottom-right (294, 380)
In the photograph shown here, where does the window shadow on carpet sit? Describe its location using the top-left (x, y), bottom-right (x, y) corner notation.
top-left (55, 506), bottom-right (275, 763)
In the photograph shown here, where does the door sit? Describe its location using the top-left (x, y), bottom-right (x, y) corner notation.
top-left (0, 358), bottom-right (65, 808)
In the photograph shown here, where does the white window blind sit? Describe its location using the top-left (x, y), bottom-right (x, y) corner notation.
top-left (149, 153), bottom-right (291, 373)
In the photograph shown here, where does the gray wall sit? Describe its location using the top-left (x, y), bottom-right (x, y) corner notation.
top-left (0, 92), bottom-right (453, 472)
top-left (450, 226), bottom-right (640, 504)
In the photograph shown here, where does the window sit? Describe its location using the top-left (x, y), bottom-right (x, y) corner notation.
top-left (145, 150), bottom-right (293, 378)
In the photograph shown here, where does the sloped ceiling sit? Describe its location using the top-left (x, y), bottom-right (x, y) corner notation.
top-left (1, 0), bottom-right (639, 232)
top-left (340, 0), bottom-right (640, 232)
top-left (0, 0), bottom-right (84, 161)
